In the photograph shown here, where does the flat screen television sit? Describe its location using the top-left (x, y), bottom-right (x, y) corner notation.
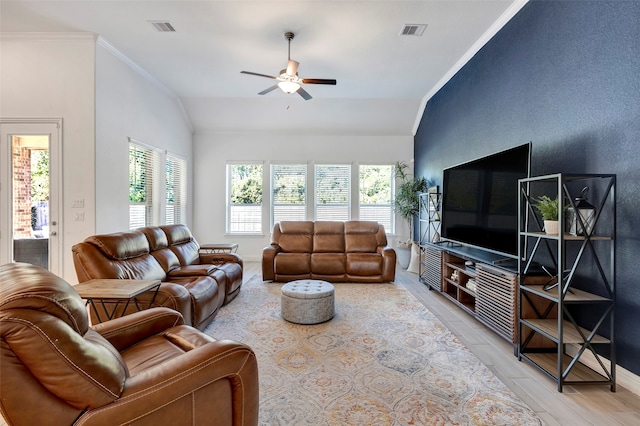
top-left (441, 142), bottom-right (532, 259)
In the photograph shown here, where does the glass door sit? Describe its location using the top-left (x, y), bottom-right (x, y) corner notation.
top-left (0, 120), bottom-right (61, 274)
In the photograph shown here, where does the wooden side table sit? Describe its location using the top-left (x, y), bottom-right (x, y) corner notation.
top-left (74, 279), bottom-right (161, 323)
top-left (199, 243), bottom-right (238, 254)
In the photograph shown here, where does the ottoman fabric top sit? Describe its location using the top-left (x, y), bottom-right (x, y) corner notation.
top-left (281, 280), bottom-right (334, 299)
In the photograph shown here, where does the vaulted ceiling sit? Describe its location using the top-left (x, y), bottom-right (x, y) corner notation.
top-left (1, 1), bottom-right (525, 135)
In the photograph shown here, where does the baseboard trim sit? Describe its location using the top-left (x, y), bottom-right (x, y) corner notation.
top-left (567, 345), bottom-right (640, 396)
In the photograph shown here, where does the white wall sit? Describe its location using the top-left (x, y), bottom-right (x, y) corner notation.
top-left (0, 33), bottom-right (96, 282)
top-left (0, 33), bottom-right (194, 283)
top-left (192, 132), bottom-right (414, 261)
top-left (95, 39), bottom-right (193, 233)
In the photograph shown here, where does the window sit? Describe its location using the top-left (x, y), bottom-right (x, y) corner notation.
top-left (165, 153), bottom-right (187, 225)
top-left (227, 163), bottom-right (263, 234)
top-left (271, 164), bottom-right (306, 226)
top-left (359, 164), bottom-right (394, 232)
top-left (129, 141), bottom-right (160, 229)
top-left (315, 164), bottom-right (350, 221)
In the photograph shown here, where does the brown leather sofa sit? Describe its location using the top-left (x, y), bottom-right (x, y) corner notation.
top-left (0, 262), bottom-right (259, 426)
top-left (262, 221), bottom-right (396, 282)
top-left (72, 224), bottom-right (242, 330)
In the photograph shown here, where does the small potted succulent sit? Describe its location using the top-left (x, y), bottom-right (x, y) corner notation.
top-left (533, 195), bottom-right (561, 235)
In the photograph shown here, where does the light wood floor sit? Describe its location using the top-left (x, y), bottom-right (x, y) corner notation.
top-left (5, 263), bottom-right (637, 426)
top-left (244, 262), bottom-right (640, 425)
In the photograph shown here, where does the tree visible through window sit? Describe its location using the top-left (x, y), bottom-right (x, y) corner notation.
top-left (129, 141), bottom-right (158, 229)
top-left (359, 164), bottom-right (393, 232)
top-left (228, 163), bottom-right (262, 233)
top-left (272, 164), bottom-right (306, 226)
top-left (315, 164), bottom-right (350, 221)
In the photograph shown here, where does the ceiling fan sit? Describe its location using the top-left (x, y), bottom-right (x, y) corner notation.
top-left (241, 32), bottom-right (337, 100)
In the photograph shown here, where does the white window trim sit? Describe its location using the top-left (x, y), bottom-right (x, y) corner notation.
top-left (128, 138), bottom-right (163, 229)
top-left (226, 161), bottom-right (264, 236)
top-left (165, 151), bottom-right (188, 225)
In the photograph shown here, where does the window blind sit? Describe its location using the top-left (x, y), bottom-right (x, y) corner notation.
top-left (165, 154), bottom-right (187, 225)
top-left (129, 142), bottom-right (158, 229)
top-left (272, 164), bottom-right (306, 226)
top-left (359, 164), bottom-right (394, 232)
top-left (228, 163), bottom-right (263, 234)
top-left (315, 164), bottom-right (350, 221)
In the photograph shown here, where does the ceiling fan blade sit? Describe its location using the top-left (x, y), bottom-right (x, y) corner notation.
top-left (286, 60), bottom-right (299, 76)
top-left (302, 78), bottom-right (337, 86)
top-left (297, 87), bottom-right (312, 100)
top-left (258, 85), bottom-right (280, 95)
top-left (301, 78), bottom-right (337, 85)
top-left (241, 71), bottom-right (277, 79)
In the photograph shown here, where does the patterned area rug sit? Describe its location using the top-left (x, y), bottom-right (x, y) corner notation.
top-left (204, 276), bottom-right (542, 426)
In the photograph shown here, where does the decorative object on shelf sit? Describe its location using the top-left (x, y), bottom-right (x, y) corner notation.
top-left (428, 186), bottom-right (441, 242)
top-left (451, 270), bottom-right (459, 282)
top-left (406, 242), bottom-right (421, 274)
top-left (567, 187), bottom-right (595, 236)
top-left (518, 173), bottom-right (616, 392)
top-left (466, 278), bottom-right (477, 293)
top-left (532, 195), bottom-right (562, 235)
top-left (393, 161), bottom-right (430, 268)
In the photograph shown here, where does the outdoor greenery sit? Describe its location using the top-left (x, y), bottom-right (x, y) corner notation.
top-left (272, 166), bottom-right (305, 204)
top-left (393, 161), bottom-right (429, 241)
top-left (30, 150), bottom-right (49, 202)
top-left (129, 147), bottom-right (149, 203)
top-left (359, 165), bottom-right (392, 204)
top-left (231, 164), bottom-right (263, 204)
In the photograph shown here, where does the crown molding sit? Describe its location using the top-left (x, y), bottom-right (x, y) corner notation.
top-left (411, 0), bottom-right (530, 136)
top-left (96, 36), bottom-right (194, 133)
top-left (0, 32), bottom-right (96, 42)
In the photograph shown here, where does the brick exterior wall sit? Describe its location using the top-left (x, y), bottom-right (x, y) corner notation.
top-left (12, 144), bottom-right (33, 239)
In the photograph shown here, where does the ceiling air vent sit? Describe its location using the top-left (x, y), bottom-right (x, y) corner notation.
top-left (149, 21), bottom-right (176, 32)
top-left (400, 24), bottom-right (427, 37)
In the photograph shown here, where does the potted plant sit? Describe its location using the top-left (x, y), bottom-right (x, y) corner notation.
top-left (393, 161), bottom-right (429, 268)
top-left (533, 195), bottom-right (562, 235)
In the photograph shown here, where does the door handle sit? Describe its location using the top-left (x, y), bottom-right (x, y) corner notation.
top-left (49, 231), bottom-right (57, 236)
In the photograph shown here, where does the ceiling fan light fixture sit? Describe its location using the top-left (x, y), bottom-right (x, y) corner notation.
top-left (277, 80), bottom-right (300, 94)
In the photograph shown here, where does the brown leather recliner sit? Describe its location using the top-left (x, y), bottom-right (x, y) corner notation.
top-left (262, 221), bottom-right (396, 282)
top-left (0, 263), bottom-right (259, 426)
top-left (72, 224), bottom-right (243, 330)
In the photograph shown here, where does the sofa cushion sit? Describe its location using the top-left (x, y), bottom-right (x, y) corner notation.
top-left (311, 253), bottom-right (346, 275)
top-left (346, 253), bottom-right (383, 276)
top-left (86, 231), bottom-right (150, 260)
top-left (140, 226), bottom-right (182, 272)
top-left (313, 221), bottom-right (345, 253)
top-left (276, 221), bottom-right (314, 253)
top-left (162, 224), bottom-right (200, 265)
top-left (345, 221), bottom-right (381, 253)
top-left (274, 253), bottom-right (311, 274)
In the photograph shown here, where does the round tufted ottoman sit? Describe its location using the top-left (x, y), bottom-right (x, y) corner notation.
top-left (281, 280), bottom-right (335, 324)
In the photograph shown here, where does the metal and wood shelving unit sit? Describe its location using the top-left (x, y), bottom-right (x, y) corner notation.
top-left (419, 189), bottom-right (442, 291)
top-left (517, 173), bottom-right (616, 392)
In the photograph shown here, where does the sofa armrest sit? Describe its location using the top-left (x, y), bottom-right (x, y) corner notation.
top-left (261, 244), bottom-right (281, 281)
top-left (92, 307), bottom-right (185, 351)
top-left (167, 264), bottom-right (218, 277)
top-left (198, 252), bottom-right (243, 268)
top-left (76, 339), bottom-right (259, 426)
top-left (379, 246), bottom-right (397, 282)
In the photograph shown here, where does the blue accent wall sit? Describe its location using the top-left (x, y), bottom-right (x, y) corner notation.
top-left (414, 1), bottom-right (640, 375)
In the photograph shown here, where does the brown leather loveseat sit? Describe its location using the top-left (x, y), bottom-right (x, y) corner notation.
top-left (262, 221), bottom-right (396, 282)
top-left (0, 262), bottom-right (258, 426)
top-left (72, 224), bottom-right (242, 330)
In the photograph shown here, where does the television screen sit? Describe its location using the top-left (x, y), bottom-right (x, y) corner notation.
top-left (441, 143), bottom-right (531, 259)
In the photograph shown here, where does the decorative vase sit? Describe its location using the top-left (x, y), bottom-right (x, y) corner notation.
top-left (396, 245), bottom-right (411, 269)
top-left (544, 220), bottom-right (559, 235)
